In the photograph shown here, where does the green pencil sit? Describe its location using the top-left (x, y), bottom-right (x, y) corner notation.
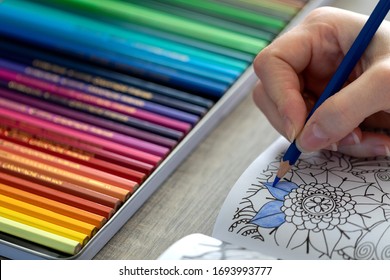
top-left (46, 0), bottom-right (269, 54)
top-left (6, 0), bottom-right (249, 71)
top-left (148, 0), bottom-right (287, 32)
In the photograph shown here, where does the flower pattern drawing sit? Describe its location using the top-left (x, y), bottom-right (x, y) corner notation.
top-left (228, 150), bottom-right (390, 259)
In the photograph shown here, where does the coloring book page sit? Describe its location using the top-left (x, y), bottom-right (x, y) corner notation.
top-left (213, 137), bottom-right (390, 259)
top-left (158, 233), bottom-right (274, 260)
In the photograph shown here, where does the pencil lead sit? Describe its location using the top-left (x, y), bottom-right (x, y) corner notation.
top-left (272, 176), bottom-right (280, 187)
top-left (273, 160), bottom-right (292, 187)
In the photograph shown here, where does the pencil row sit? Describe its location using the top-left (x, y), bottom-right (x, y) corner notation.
top-left (0, 0), bottom-right (303, 98)
top-left (0, 0), bottom-right (306, 257)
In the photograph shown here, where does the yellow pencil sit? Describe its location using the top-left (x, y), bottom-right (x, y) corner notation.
top-left (0, 194), bottom-right (97, 237)
top-left (0, 183), bottom-right (107, 229)
top-left (0, 206), bottom-right (90, 246)
top-left (0, 216), bottom-right (82, 255)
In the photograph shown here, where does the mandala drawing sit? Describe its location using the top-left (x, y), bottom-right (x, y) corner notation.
top-left (228, 150), bottom-right (390, 259)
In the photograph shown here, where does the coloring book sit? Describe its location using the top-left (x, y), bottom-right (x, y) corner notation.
top-left (160, 137), bottom-right (390, 260)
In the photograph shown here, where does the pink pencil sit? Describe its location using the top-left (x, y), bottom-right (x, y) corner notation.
top-left (0, 122), bottom-right (155, 175)
top-left (0, 137), bottom-right (138, 190)
top-left (0, 68), bottom-right (192, 133)
top-left (0, 106), bottom-right (162, 166)
top-left (0, 126), bottom-right (147, 183)
top-left (0, 92), bottom-right (169, 157)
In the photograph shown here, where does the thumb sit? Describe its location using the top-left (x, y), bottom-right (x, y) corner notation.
top-left (296, 62), bottom-right (390, 152)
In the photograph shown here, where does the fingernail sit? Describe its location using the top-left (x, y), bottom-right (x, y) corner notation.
top-left (373, 145), bottom-right (390, 157)
top-left (325, 143), bottom-right (338, 152)
top-left (283, 117), bottom-right (296, 142)
top-left (299, 122), bottom-right (330, 152)
top-left (351, 132), bottom-right (361, 145)
top-left (339, 131), bottom-right (361, 146)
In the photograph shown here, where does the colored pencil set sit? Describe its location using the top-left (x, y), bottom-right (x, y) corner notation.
top-left (0, 0), bottom-right (312, 257)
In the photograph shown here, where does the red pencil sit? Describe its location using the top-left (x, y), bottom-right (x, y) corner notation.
top-left (0, 171), bottom-right (115, 219)
top-left (0, 127), bottom-right (146, 183)
top-left (0, 101), bottom-right (162, 166)
top-left (0, 137), bottom-right (140, 190)
top-left (0, 159), bottom-right (123, 210)
top-left (0, 124), bottom-right (153, 177)
top-left (0, 89), bottom-right (170, 158)
top-left (0, 147), bottom-right (133, 201)
top-left (1, 81), bottom-right (179, 149)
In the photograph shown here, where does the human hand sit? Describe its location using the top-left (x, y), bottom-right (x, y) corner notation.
top-left (253, 7), bottom-right (390, 157)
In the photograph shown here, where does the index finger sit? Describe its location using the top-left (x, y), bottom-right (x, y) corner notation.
top-left (253, 26), bottom-right (312, 140)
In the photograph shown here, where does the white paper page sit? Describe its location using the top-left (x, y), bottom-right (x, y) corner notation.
top-left (213, 137), bottom-right (390, 259)
top-left (157, 233), bottom-right (274, 260)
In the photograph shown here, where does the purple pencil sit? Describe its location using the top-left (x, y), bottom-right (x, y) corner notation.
top-left (0, 86), bottom-right (177, 149)
top-left (0, 77), bottom-right (183, 141)
top-left (0, 68), bottom-right (192, 133)
top-left (0, 105), bottom-right (162, 166)
top-left (0, 58), bottom-right (200, 124)
top-left (0, 92), bottom-right (169, 157)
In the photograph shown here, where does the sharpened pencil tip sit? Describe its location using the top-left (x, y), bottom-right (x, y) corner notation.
top-left (272, 176), bottom-right (280, 187)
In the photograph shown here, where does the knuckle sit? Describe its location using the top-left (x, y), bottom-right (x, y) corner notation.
top-left (374, 61), bottom-right (390, 79)
top-left (253, 47), bottom-right (273, 76)
top-left (365, 61), bottom-right (390, 107)
top-left (303, 7), bottom-right (338, 25)
top-left (332, 101), bottom-right (355, 127)
top-left (318, 97), bottom-right (356, 138)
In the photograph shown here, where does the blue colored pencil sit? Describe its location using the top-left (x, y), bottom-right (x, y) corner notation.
top-left (274, 0), bottom-right (390, 186)
top-left (0, 0), bottom-right (237, 96)
top-left (0, 23), bottom-right (229, 98)
top-left (0, 38), bottom-right (214, 110)
top-left (0, 0), bottom-right (247, 73)
top-left (1, 20), bottom-right (237, 85)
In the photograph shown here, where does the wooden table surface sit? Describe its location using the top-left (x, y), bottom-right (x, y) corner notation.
top-left (93, 0), bottom-right (381, 259)
top-left (94, 88), bottom-right (280, 260)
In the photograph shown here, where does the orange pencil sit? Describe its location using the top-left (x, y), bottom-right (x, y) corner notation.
top-left (0, 123), bottom-right (154, 175)
top-left (0, 159), bottom-right (122, 210)
top-left (0, 147), bottom-right (132, 201)
top-left (0, 183), bottom-right (106, 229)
top-left (0, 138), bottom-right (139, 190)
top-left (0, 125), bottom-right (148, 182)
top-left (0, 193), bottom-right (97, 237)
top-left (0, 171), bottom-right (115, 219)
